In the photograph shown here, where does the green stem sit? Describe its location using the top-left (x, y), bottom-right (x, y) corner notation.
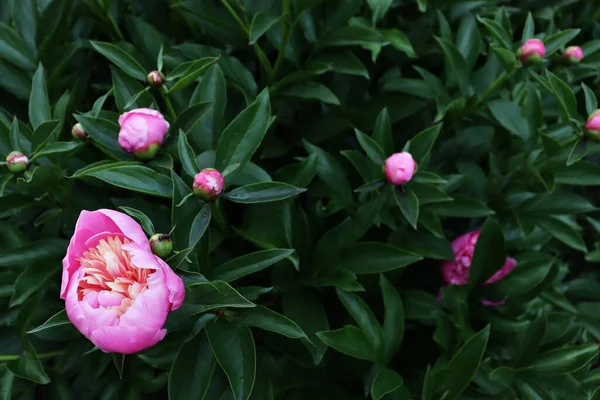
top-left (160, 88), bottom-right (177, 121)
top-left (271, 0), bottom-right (292, 82)
top-left (219, 0), bottom-right (273, 77)
top-left (211, 200), bottom-right (228, 233)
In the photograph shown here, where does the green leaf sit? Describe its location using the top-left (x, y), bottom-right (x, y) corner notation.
top-left (73, 115), bottom-right (133, 160)
top-left (182, 281), bottom-right (255, 315)
top-left (171, 170), bottom-right (203, 251)
top-left (235, 306), bottom-right (309, 340)
top-left (31, 141), bottom-right (81, 161)
top-left (395, 187), bottom-right (419, 230)
top-left (303, 140), bottom-right (352, 206)
top-left (544, 29), bottom-right (580, 56)
top-left (426, 195), bottom-right (494, 217)
top-left (223, 182), bottom-right (306, 204)
top-left (213, 249), bottom-right (294, 283)
top-left (178, 130), bottom-right (199, 176)
top-left (537, 216), bottom-right (587, 252)
top-left (249, 11), bottom-right (282, 45)
top-left (545, 69), bottom-right (577, 120)
top-left (556, 161), bottom-right (600, 185)
top-left (380, 275), bottom-right (404, 362)
top-left (533, 344), bottom-right (598, 375)
top-left (406, 124), bottom-right (442, 162)
top-left (168, 333), bottom-right (215, 400)
top-left (367, 0), bottom-right (393, 23)
top-left (339, 243), bottom-right (422, 274)
top-left (582, 83), bottom-right (598, 116)
top-left (567, 140), bottom-right (587, 166)
top-left (485, 255), bottom-right (555, 300)
top-left (112, 67), bottom-right (154, 112)
top-left (468, 218), bottom-right (506, 285)
top-left (522, 12), bottom-right (534, 42)
top-left (30, 120), bottom-right (60, 154)
top-left (171, 102), bottom-right (213, 135)
top-left (28, 64), bottom-right (51, 130)
top-left (488, 99), bottom-right (530, 140)
top-left (371, 366), bottom-right (404, 400)
top-left (337, 289), bottom-right (383, 359)
top-left (118, 206), bottom-right (155, 236)
top-left (91, 41), bottom-right (147, 81)
top-left (315, 195), bottom-right (386, 262)
top-left (27, 309), bottom-right (70, 334)
top-left (434, 37), bottom-right (472, 97)
top-left (0, 22), bottom-right (36, 70)
top-left (311, 51), bottom-right (369, 79)
top-left (190, 65), bottom-right (226, 149)
top-left (9, 117), bottom-right (21, 152)
top-left (72, 162), bottom-right (172, 198)
top-left (373, 107), bottom-right (393, 155)
top-left (355, 179), bottom-right (385, 193)
top-left (317, 325), bottom-right (374, 361)
top-left (0, 238), bottom-right (67, 267)
top-left (321, 25), bottom-right (386, 47)
top-left (282, 289), bottom-right (329, 364)
top-left (0, 369), bottom-right (14, 399)
top-left (441, 325), bottom-right (490, 400)
top-left (10, 262), bottom-right (60, 307)
top-left (477, 17), bottom-right (512, 49)
top-left (189, 203), bottom-right (211, 249)
top-left (381, 29), bottom-right (416, 58)
top-left (281, 82), bottom-right (340, 105)
top-left (205, 321), bottom-right (256, 400)
top-left (355, 129), bottom-right (385, 165)
top-left (6, 339), bottom-right (50, 385)
top-left (275, 153), bottom-right (318, 188)
top-left (216, 89), bottom-right (270, 171)
top-left (168, 57), bottom-right (220, 93)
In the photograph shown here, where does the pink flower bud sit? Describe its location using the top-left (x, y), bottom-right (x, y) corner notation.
top-left (441, 230), bottom-right (517, 306)
top-left (585, 110), bottom-right (600, 142)
top-left (149, 233), bottom-right (173, 259)
top-left (193, 168), bottom-right (224, 200)
top-left (563, 46), bottom-right (583, 64)
top-left (6, 151), bottom-right (29, 173)
top-left (517, 38), bottom-right (545, 64)
top-left (384, 152), bottom-right (416, 185)
top-left (118, 108), bottom-right (170, 160)
top-left (71, 123), bottom-right (87, 140)
top-left (61, 209), bottom-right (185, 354)
top-left (147, 71), bottom-right (164, 86)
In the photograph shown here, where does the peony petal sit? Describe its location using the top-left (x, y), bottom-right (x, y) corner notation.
top-left (123, 243), bottom-right (160, 270)
top-left (157, 258), bottom-right (185, 310)
top-left (119, 269), bottom-right (170, 330)
top-left (97, 209), bottom-right (150, 251)
top-left (90, 325), bottom-right (167, 354)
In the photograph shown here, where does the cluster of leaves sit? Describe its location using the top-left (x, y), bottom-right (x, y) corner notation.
top-left (2, 0), bottom-right (600, 398)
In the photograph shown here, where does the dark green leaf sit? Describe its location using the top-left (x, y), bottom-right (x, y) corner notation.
top-left (213, 249), bottom-right (294, 282)
top-left (434, 37), bottom-right (472, 97)
top-left (303, 140), bottom-right (352, 206)
top-left (189, 203), bottom-right (211, 248)
top-left (27, 309), bottom-right (70, 334)
top-left (91, 41), bottom-right (147, 80)
top-left (407, 124), bottom-right (442, 161)
top-left (168, 333), bottom-right (215, 400)
top-left (317, 325), bottom-right (374, 361)
top-left (31, 141), bottom-right (81, 161)
top-left (281, 82), bottom-right (340, 105)
top-left (582, 83), bottom-right (598, 116)
top-left (381, 29), bottom-right (416, 58)
top-left (488, 99), bottom-right (530, 140)
top-left (355, 129), bottom-right (385, 165)
top-left (544, 29), bottom-right (580, 56)
top-left (321, 25), bottom-right (386, 47)
top-left (0, 239), bottom-right (67, 267)
top-left (182, 281), bottom-right (255, 315)
top-left (373, 107), bottom-right (393, 155)
top-left (0, 22), bottom-right (36, 70)
top-left (395, 187), bottom-right (419, 230)
top-left (533, 344), bottom-right (598, 375)
top-left (537, 216), bottom-right (587, 252)
top-left (522, 12), bottom-right (534, 42)
top-left (28, 64), bottom-right (51, 130)
top-left (235, 306), bottom-right (309, 340)
top-left (178, 130), bottom-right (198, 176)
top-left (336, 289), bottom-right (383, 358)
top-left (6, 339), bottom-right (50, 384)
top-left (118, 206), bottom-right (155, 236)
top-left (249, 12), bottom-right (282, 45)
top-left (469, 218), bottom-right (506, 286)
top-left (339, 242), bottom-right (422, 274)
top-left (477, 17), bottom-right (512, 49)
top-left (205, 321), bottom-right (256, 400)
top-left (371, 366), bottom-right (404, 400)
top-left (169, 57), bottom-right (220, 93)
top-left (224, 182), bottom-right (306, 204)
top-left (380, 275), bottom-right (404, 362)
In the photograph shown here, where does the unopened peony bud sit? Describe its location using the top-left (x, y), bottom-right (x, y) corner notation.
top-left (118, 108), bottom-right (170, 160)
top-left (71, 123), bottom-right (87, 140)
top-left (149, 233), bottom-right (173, 259)
top-left (147, 71), bottom-right (164, 86)
top-left (384, 152), bottom-right (416, 185)
top-left (517, 38), bottom-right (545, 65)
top-left (585, 110), bottom-right (600, 142)
top-left (563, 46), bottom-right (583, 64)
top-left (193, 168), bottom-right (224, 200)
top-left (6, 151), bottom-right (29, 173)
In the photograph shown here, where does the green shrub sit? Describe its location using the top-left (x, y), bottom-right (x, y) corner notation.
top-left (1, 0), bottom-right (600, 398)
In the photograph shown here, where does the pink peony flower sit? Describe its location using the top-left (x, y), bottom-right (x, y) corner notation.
top-left (563, 46), bottom-right (583, 63)
top-left (118, 108), bottom-right (170, 160)
top-left (441, 230), bottom-right (516, 306)
top-left (6, 151), bottom-right (29, 173)
top-left (585, 110), bottom-right (600, 142)
top-left (193, 168), bottom-right (224, 200)
top-left (147, 71), bottom-right (164, 86)
top-left (384, 152), bottom-right (416, 185)
top-left (60, 209), bottom-right (185, 354)
top-left (517, 38), bottom-right (545, 64)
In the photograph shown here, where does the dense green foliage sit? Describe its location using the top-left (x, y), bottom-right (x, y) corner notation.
top-left (1, 0), bottom-right (600, 398)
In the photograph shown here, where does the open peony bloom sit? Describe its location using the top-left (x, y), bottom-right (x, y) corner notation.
top-left (517, 38), bottom-right (545, 64)
top-left (118, 108), bottom-right (170, 160)
top-left (384, 152), bottom-right (416, 185)
top-left (563, 46), bottom-right (583, 63)
top-left (61, 209), bottom-right (185, 354)
top-left (441, 230), bottom-right (516, 306)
